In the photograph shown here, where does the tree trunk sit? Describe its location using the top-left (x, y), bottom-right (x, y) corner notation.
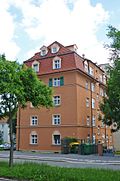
top-left (9, 116), bottom-right (14, 167)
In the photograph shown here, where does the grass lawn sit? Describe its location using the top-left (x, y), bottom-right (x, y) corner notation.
top-left (0, 161), bottom-right (120, 181)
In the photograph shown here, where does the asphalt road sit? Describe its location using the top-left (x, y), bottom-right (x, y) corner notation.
top-left (0, 151), bottom-right (120, 170)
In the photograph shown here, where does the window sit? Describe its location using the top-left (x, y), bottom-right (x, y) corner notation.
top-left (51, 44), bottom-right (60, 53)
top-left (92, 135), bottom-right (96, 144)
top-left (101, 121), bottom-right (105, 127)
top-left (52, 47), bottom-right (57, 53)
top-left (49, 77), bottom-right (64, 87)
top-left (96, 93), bottom-right (99, 100)
top-left (30, 133), bottom-right (38, 144)
top-left (85, 81), bottom-right (89, 89)
top-left (86, 98), bottom-right (89, 107)
top-left (41, 49), bottom-right (47, 56)
top-left (32, 63), bottom-right (39, 72)
top-left (40, 46), bottom-right (48, 56)
top-left (100, 88), bottom-right (104, 96)
top-left (53, 59), bottom-right (61, 69)
top-left (53, 78), bottom-right (60, 87)
top-left (52, 115), bottom-right (61, 125)
top-left (53, 134), bottom-right (61, 145)
top-left (91, 83), bottom-right (95, 92)
top-left (103, 74), bottom-right (106, 84)
top-left (97, 126), bottom-right (100, 135)
top-left (31, 116), bottom-right (38, 126)
top-left (53, 96), bottom-right (61, 106)
top-left (84, 61), bottom-right (88, 72)
top-left (89, 67), bottom-right (94, 76)
top-left (92, 98), bottom-right (95, 109)
top-left (99, 74), bottom-right (103, 82)
top-left (87, 116), bottom-right (90, 126)
top-left (92, 115), bottom-right (96, 126)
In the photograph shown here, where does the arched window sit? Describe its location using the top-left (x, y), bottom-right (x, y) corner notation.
top-left (53, 56), bottom-right (61, 69)
top-left (30, 131), bottom-right (38, 144)
top-left (52, 131), bottom-right (61, 145)
top-left (32, 61), bottom-right (39, 73)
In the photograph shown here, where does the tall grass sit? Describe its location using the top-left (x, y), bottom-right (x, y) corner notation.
top-left (0, 161), bottom-right (120, 181)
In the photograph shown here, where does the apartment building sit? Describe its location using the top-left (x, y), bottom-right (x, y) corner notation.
top-left (16, 41), bottom-right (113, 152)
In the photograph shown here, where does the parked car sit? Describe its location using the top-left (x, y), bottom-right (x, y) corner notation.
top-left (0, 143), bottom-right (16, 150)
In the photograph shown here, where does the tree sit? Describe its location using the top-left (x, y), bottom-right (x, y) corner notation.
top-left (0, 56), bottom-right (53, 167)
top-left (100, 26), bottom-right (120, 132)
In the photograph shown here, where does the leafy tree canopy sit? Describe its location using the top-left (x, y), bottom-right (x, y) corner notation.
top-left (0, 56), bottom-right (53, 118)
top-left (100, 26), bottom-right (120, 132)
top-left (0, 55), bottom-right (53, 166)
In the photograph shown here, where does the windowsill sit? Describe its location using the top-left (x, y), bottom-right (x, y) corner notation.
top-left (54, 104), bottom-right (61, 107)
top-left (30, 125), bottom-right (38, 127)
top-left (29, 143), bottom-right (38, 146)
top-left (53, 68), bottom-right (61, 70)
top-left (52, 144), bottom-right (61, 146)
top-left (52, 124), bottom-right (61, 126)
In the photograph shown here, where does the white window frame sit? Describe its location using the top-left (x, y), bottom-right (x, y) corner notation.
top-left (87, 116), bottom-right (90, 126)
top-left (53, 58), bottom-right (61, 69)
top-left (52, 114), bottom-right (61, 125)
top-left (30, 116), bottom-right (38, 126)
top-left (100, 88), bottom-right (104, 96)
top-left (92, 135), bottom-right (96, 144)
top-left (86, 98), bottom-right (89, 107)
top-left (32, 62), bottom-right (39, 72)
top-left (99, 74), bottom-right (103, 82)
top-left (53, 96), bottom-right (61, 106)
top-left (30, 132), bottom-right (38, 144)
top-left (53, 78), bottom-right (60, 87)
top-left (84, 61), bottom-right (88, 73)
top-left (52, 132), bottom-right (61, 145)
top-left (91, 83), bottom-right (95, 92)
top-left (85, 81), bottom-right (89, 89)
top-left (92, 98), bottom-right (95, 109)
top-left (40, 46), bottom-right (48, 56)
top-left (89, 67), bottom-right (94, 76)
top-left (40, 49), bottom-right (47, 56)
top-left (92, 115), bottom-right (96, 126)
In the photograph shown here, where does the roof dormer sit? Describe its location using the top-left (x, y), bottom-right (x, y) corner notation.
top-left (40, 46), bottom-right (48, 56)
top-left (51, 43), bottom-right (60, 54)
top-left (66, 44), bottom-right (78, 52)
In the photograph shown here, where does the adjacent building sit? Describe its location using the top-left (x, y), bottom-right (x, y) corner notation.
top-left (0, 119), bottom-right (10, 143)
top-left (16, 41), bottom-right (113, 152)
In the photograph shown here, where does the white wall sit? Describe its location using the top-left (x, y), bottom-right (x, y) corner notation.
top-left (113, 131), bottom-right (120, 151)
top-left (0, 123), bottom-right (10, 143)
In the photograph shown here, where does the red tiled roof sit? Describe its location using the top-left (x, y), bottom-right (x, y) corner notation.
top-left (24, 41), bottom-right (84, 75)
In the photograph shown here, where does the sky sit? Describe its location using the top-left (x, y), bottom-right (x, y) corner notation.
top-left (0, 0), bottom-right (120, 64)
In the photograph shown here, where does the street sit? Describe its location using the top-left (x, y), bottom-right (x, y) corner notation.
top-left (0, 151), bottom-right (120, 170)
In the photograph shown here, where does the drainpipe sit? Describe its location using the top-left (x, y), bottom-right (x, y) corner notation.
top-left (17, 106), bottom-right (21, 151)
top-left (90, 81), bottom-right (93, 143)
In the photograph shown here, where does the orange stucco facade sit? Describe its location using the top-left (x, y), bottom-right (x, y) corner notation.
top-left (16, 41), bottom-right (113, 152)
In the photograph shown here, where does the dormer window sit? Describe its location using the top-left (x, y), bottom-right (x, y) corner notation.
top-left (84, 61), bottom-right (88, 73)
top-left (40, 46), bottom-right (48, 56)
top-left (53, 57), bottom-right (61, 69)
top-left (52, 47), bottom-right (57, 53)
top-left (41, 49), bottom-right (47, 56)
top-left (32, 61), bottom-right (39, 72)
top-left (51, 43), bottom-right (60, 54)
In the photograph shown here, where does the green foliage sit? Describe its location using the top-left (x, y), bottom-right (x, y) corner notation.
top-left (0, 56), bottom-right (53, 166)
top-left (106, 25), bottom-right (120, 61)
top-left (61, 137), bottom-right (78, 145)
top-left (100, 26), bottom-right (120, 131)
top-left (0, 162), bottom-right (120, 181)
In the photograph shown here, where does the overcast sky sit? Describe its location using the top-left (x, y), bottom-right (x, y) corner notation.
top-left (0, 0), bottom-right (120, 64)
